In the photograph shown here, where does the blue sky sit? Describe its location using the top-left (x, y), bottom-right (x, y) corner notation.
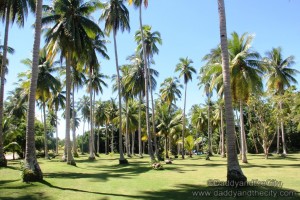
top-left (1, 0), bottom-right (300, 138)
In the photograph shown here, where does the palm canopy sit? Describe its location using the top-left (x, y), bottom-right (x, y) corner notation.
top-left (0, 0), bottom-right (35, 27)
top-left (100, 0), bottom-right (130, 35)
top-left (86, 71), bottom-right (109, 95)
top-left (159, 77), bottom-right (183, 108)
top-left (135, 25), bottom-right (162, 59)
top-left (42, 0), bottom-right (102, 59)
top-left (263, 47), bottom-right (299, 94)
top-left (175, 57), bottom-right (196, 84)
top-left (128, 0), bottom-right (148, 8)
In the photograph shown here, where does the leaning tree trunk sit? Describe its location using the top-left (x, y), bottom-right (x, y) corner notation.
top-left (0, 7), bottom-right (10, 167)
top-left (239, 101), bottom-right (247, 163)
top-left (139, 3), bottom-right (155, 162)
top-left (42, 101), bottom-right (48, 159)
top-left (279, 101), bottom-right (287, 155)
top-left (113, 30), bottom-right (127, 164)
top-left (23, 0), bottom-right (44, 181)
top-left (181, 83), bottom-right (187, 159)
top-left (138, 92), bottom-right (143, 157)
top-left (218, 0), bottom-right (247, 183)
top-left (72, 84), bottom-right (78, 157)
top-left (65, 53), bottom-right (76, 166)
top-left (89, 70), bottom-right (95, 160)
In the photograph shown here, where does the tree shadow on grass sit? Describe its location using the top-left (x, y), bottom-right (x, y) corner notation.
top-left (0, 192), bottom-right (49, 200)
top-left (140, 184), bottom-right (300, 200)
top-left (40, 180), bottom-right (145, 199)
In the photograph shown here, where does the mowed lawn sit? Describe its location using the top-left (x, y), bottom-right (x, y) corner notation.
top-left (0, 153), bottom-right (299, 200)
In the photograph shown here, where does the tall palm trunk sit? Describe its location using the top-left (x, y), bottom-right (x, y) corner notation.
top-left (207, 97), bottom-right (213, 155)
top-left (132, 131), bottom-right (135, 155)
top-left (139, 3), bottom-right (155, 162)
top-left (113, 29), bottom-right (126, 164)
top-left (89, 70), bottom-right (95, 160)
top-left (182, 83), bottom-right (188, 159)
top-left (220, 104), bottom-right (225, 157)
top-left (217, 0), bottom-right (246, 183)
top-left (42, 101), bottom-right (48, 159)
top-left (276, 123), bottom-right (280, 154)
top-left (0, 7), bottom-right (10, 167)
top-left (105, 122), bottom-right (108, 154)
top-left (125, 100), bottom-right (131, 157)
top-left (72, 84), bottom-right (78, 157)
top-left (23, 0), bottom-right (44, 181)
top-left (65, 53), bottom-right (76, 166)
top-left (239, 101), bottom-right (247, 163)
top-left (165, 136), bottom-right (168, 159)
top-left (82, 119), bottom-right (85, 154)
top-left (111, 125), bottom-right (114, 153)
top-left (138, 92), bottom-right (143, 157)
top-left (279, 101), bottom-right (287, 155)
top-left (55, 110), bottom-right (59, 154)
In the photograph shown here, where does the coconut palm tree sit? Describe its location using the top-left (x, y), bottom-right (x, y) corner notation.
top-left (22, 0), bottom-right (43, 181)
top-left (217, 0), bottom-right (246, 183)
top-left (0, 0), bottom-right (34, 167)
top-left (100, 0), bottom-right (130, 164)
top-left (263, 47), bottom-right (299, 155)
top-left (175, 57), bottom-right (196, 159)
top-left (160, 77), bottom-right (183, 110)
top-left (42, 0), bottom-right (101, 165)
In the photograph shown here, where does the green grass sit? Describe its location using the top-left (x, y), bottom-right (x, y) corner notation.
top-left (0, 153), bottom-right (299, 200)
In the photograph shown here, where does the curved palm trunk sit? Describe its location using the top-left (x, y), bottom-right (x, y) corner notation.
top-left (239, 101), bottom-right (247, 163)
top-left (65, 53), bottom-right (76, 166)
top-left (72, 85), bottom-right (78, 157)
top-left (23, 0), bottom-right (44, 181)
top-left (182, 83), bottom-right (188, 159)
top-left (42, 101), bottom-right (48, 159)
top-left (139, 3), bottom-right (155, 162)
top-left (218, 0), bottom-right (246, 183)
top-left (113, 29), bottom-right (126, 164)
top-left (0, 8), bottom-right (10, 167)
top-left (279, 101), bottom-right (287, 155)
top-left (138, 92), bottom-right (143, 157)
top-left (89, 70), bottom-right (95, 160)
top-left (220, 104), bottom-right (225, 157)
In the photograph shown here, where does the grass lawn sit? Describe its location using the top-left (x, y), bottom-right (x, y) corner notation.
top-left (0, 153), bottom-right (299, 200)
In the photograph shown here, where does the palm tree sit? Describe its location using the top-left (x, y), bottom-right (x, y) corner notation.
top-left (159, 77), bottom-right (183, 109)
top-left (23, 0), bottom-right (43, 181)
top-left (43, 0), bottom-right (101, 166)
top-left (175, 57), bottom-right (196, 159)
top-left (105, 98), bottom-right (118, 153)
top-left (0, 0), bottom-right (34, 167)
top-left (100, 0), bottom-right (130, 164)
top-left (217, 0), bottom-right (246, 183)
top-left (135, 25), bottom-right (162, 158)
top-left (229, 32), bottom-right (263, 163)
top-left (263, 47), bottom-right (299, 155)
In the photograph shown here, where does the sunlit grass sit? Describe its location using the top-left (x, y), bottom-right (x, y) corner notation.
top-left (0, 153), bottom-right (299, 200)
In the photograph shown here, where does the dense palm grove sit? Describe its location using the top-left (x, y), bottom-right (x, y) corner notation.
top-left (0, 0), bottom-right (299, 184)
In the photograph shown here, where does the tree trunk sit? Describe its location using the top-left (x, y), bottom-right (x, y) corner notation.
top-left (276, 123), bottom-right (280, 154)
top-left (220, 103), bottom-right (225, 157)
top-left (111, 126), bottom-right (114, 153)
top-left (113, 29), bottom-right (127, 164)
top-left (239, 101), bottom-right (247, 163)
top-left (139, 3), bottom-right (155, 162)
top-left (89, 69), bottom-right (95, 160)
top-left (105, 122), bottom-right (108, 154)
top-left (279, 101), bottom-right (287, 155)
top-left (251, 131), bottom-right (258, 154)
top-left (207, 96), bottom-right (213, 156)
top-left (72, 84), bottom-right (78, 157)
top-left (55, 111), bottom-right (59, 154)
top-left (23, 0), bottom-right (43, 181)
top-left (65, 52), bottom-right (75, 165)
top-left (165, 136), bottom-right (169, 159)
top-left (82, 120), bottom-right (85, 154)
top-left (125, 100), bottom-right (131, 157)
top-left (218, 0), bottom-right (246, 183)
top-left (0, 7), bottom-right (10, 167)
top-left (138, 92), bottom-right (143, 157)
top-left (182, 83), bottom-right (187, 159)
top-left (132, 131), bottom-right (135, 155)
top-left (42, 101), bottom-right (48, 159)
